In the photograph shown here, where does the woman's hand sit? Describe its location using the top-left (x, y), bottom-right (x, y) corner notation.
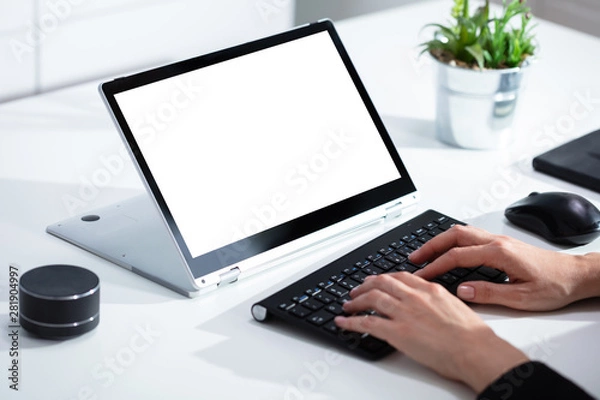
top-left (334, 272), bottom-right (528, 392)
top-left (410, 225), bottom-right (599, 311)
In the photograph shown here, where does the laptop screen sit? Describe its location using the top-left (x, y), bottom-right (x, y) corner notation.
top-left (102, 21), bottom-right (416, 278)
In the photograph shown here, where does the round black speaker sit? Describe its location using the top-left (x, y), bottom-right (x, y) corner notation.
top-left (19, 265), bottom-right (100, 339)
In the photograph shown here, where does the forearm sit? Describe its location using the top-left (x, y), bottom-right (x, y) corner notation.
top-left (571, 252), bottom-right (600, 302)
top-left (457, 332), bottom-right (529, 393)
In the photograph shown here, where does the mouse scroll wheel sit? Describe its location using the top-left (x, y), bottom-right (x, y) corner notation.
top-left (528, 192), bottom-right (539, 197)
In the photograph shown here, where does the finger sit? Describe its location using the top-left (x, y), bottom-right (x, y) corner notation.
top-left (343, 288), bottom-right (403, 317)
top-left (386, 270), bottom-right (434, 291)
top-left (415, 243), bottom-right (502, 280)
top-left (456, 281), bottom-right (529, 310)
top-left (334, 313), bottom-right (395, 340)
top-left (409, 225), bottom-right (493, 265)
top-left (350, 273), bottom-right (411, 300)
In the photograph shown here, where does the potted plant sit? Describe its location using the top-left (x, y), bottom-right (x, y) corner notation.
top-left (421, 0), bottom-right (536, 149)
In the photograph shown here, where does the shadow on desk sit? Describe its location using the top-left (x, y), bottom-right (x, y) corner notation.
top-left (189, 287), bottom-right (600, 399)
top-left (191, 289), bottom-right (473, 399)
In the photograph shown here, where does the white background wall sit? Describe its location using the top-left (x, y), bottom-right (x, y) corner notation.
top-left (1, 0), bottom-right (598, 104)
top-left (0, 0), bottom-right (294, 103)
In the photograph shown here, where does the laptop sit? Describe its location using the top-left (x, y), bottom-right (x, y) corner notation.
top-left (533, 129), bottom-right (600, 193)
top-left (46, 20), bottom-right (421, 297)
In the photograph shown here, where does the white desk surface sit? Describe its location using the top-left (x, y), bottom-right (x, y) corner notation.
top-left (2, 1), bottom-right (600, 399)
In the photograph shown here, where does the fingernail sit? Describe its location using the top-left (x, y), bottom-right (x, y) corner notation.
top-left (457, 285), bottom-right (475, 300)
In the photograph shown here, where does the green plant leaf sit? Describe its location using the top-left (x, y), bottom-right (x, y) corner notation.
top-left (465, 42), bottom-right (485, 69)
top-left (421, 0), bottom-right (536, 69)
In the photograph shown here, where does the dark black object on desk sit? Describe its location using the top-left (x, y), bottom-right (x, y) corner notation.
top-left (505, 192), bottom-right (600, 246)
top-left (19, 265), bottom-right (100, 339)
top-left (533, 129), bottom-right (600, 193)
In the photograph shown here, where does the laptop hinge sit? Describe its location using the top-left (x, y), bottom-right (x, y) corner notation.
top-left (218, 267), bottom-right (241, 286)
top-left (385, 201), bottom-right (404, 220)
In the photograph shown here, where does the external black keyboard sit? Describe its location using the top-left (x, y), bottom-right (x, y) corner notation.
top-left (251, 210), bottom-right (507, 360)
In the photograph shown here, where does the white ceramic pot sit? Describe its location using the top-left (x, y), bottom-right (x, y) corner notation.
top-left (433, 56), bottom-right (531, 150)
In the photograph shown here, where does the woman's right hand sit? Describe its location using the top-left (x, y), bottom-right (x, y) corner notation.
top-left (410, 225), bottom-right (600, 311)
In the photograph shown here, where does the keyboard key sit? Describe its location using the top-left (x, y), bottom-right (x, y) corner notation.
top-left (407, 241), bottom-right (423, 251)
top-left (314, 292), bottom-right (336, 304)
top-left (289, 305), bottom-right (312, 318)
top-left (305, 287), bottom-right (321, 296)
top-left (337, 294), bottom-right (351, 305)
top-left (458, 271), bottom-right (489, 283)
top-left (363, 265), bottom-right (384, 275)
top-left (396, 246), bottom-right (414, 257)
top-left (374, 259), bottom-right (396, 270)
top-left (302, 299), bottom-right (324, 311)
top-left (395, 263), bottom-right (417, 273)
top-left (407, 261), bottom-right (426, 269)
top-left (354, 260), bottom-right (370, 269)
top-left (436, 216), bottom-right (448, 224)
top-left (389, 240), bottom-right (406, 249)
top-left (438, 221), bottom-right (457, 231)
top-left (327, 285), bottom-right (349, 297)
top-left (308, 310), bottom-right (335, 326)
top-left (477, 266), bottom-right (502, 279)
top-left (437, 273), bottom-right (458, 285)
top-left (418, 236), bottom-right (430, 244)
top-left (342, 266), bottom-right (359, 275)
top-left (366, 253), bottom-right (382, 262)
top-left (293, 294), bottom-right (309, 303)
top-left (358, 335), bottom-right (387, 353)
top-left (322, 321), bottom-right (340, 334)
top-left (425, 222), bottom-right (438, 230)
top-left (413, 228), bottom-right (427, 236)
top-left (402, 234), bottom-right (417, 243)
top-left (350, 272), bottom-right (369, 284)
top-left (339, 279), bottom-right (358, 291)
top-left (318, 280), bottom-right (335, 289)
top-left (449, 268), bottom-right (471, 278)
top-left (428, 228), bottom-right (443, 237)
top-left (385, 253), bottom-right (406, 264)
top-left (330, 274), bottom-right (345, 282)
top-left (324, 302), bottom-right (344, 315)
top-left (378, 247), bottom-right (394, 255)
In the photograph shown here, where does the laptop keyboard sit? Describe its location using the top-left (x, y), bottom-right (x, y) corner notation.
top-left (251, 209), bottom-right (507, 359)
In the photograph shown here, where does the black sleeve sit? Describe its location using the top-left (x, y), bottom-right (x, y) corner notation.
top-left (477, 361), bottom-right (595, 400)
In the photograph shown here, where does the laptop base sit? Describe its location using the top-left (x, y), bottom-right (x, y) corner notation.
top-left (46, 195), bottom-right (200, 297)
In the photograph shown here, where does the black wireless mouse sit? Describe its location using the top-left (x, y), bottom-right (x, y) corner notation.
top-left (505, 192), bottom-right (600, 246)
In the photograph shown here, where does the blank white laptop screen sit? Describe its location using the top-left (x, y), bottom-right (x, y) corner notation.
top-left (98, 21), bottom-right (418, 282)
top-left (114, 31), bottom-right (400, 259)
